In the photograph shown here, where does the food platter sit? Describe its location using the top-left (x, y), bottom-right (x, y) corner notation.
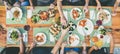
top-left (77, 19), bottom-right (94, 36)
top-left (97, 9), bottom-right (111, 25)
top-left (91, 33), bottom-right (110, 48)
top-left (11, 7), bottom-right (23, 20)
top-left (70, 8), bottom-right (82, 20)
top-left (67, 34), bottom-right (80, 46)
top-left (34, 33), bottom-right (47, 45)
top-left (7, 28), bottom-right (21, 43)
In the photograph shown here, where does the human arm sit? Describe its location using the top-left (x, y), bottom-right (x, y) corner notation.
top-left (112, 0), bottom-right (120, 16)
top-left (96, 0), bottom-right (102, 10)
top-left (19, 35), bottom-right (25, 54)
top-left (82, 42), bottom-right (87, 54)
top-left (49, 0), bottom-right (57, 8)
top-left (26, 42), bottom-right (36, 54)
top-left (83, 0), bottom-right (89, 13)
top-left (88, 46), bottom-right (98, 54)
top-left (57, 0), bottom-right (67, 26)
top-left (60, 42), bottom-right (67, 54)
top-left (107, 32), bottom-right (114, 54)
top-left (51, 27), bottom-right (69, 54)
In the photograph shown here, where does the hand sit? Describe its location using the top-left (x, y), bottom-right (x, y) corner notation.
top-left (83, 6), bottom-right (89, 13)
top-left (61, 16), bottom-right (67, 26)
top-left (30, 6), bottom-right (34, 11)
top-left (13, 2), bottom-right (21, 7)
top-left (19, 34), bottom-right (23, 40)
top-left (49, 3), bottom-right (55, 9)
top-left (61, 27), bottom-right (69, 35)
top-left (29, 42), bottom-right (36, 50)
top-left (112, 10), bottom-right (117, 16)
top-left (4, 1), bottom-right (11, 10)
top-left (96, 4), bottom-right (102, 10)
top-left (82, 41), bottom-right (86, 50)
top-left (61, 42), bottom-right (67, 48)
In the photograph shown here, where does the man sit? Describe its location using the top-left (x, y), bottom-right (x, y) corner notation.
top-left (57, 0), bottom-right (89, 25)
top-left (0, 35), bottom-right (25, 54)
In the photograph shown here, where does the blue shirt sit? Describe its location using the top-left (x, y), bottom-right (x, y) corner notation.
top-left (64, 48), bottom-right (80, 52)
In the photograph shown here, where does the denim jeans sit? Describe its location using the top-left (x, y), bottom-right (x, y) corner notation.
top-left (114, 48), bottom-right (120, 54)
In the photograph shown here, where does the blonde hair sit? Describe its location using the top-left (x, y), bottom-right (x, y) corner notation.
top-left (66, 50), bottom-right (78, 54)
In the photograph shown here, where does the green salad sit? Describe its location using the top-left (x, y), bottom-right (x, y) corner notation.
top-left (31, 15), bottom-right (40, 23)
top-left (10, 30), bottom-right (19, 40)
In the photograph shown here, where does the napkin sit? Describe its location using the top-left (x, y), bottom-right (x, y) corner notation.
top-left (50, 34), bottom-right (55, 42)
top-left (6, 10), bottom-right (13, 19)
top-left (90, 10), bottom-right (95, 20)
top-left (23, 31), bottom-right (28, 44)
top-left (27, 9), bottom-right (32, 19)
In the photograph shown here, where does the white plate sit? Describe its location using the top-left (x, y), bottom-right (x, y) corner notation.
top-left (11, 7), bottom-right (23, 20)
top-left (70, 8), bottom-right (82, 20)
top-left (77, 19), bottom-right (94, 36)
top-left (97, 34), bottom-right (110, 44)
top-left (67, 34), bottom-right (80, 46)
top-left (97, 9), bottom-right (111, 25)
top-left (97, 26), bottom-right (104, 34)
top-left (7, 28), bottom-right (21, 43)
top-left (35, 33), bottom-right (46, 45)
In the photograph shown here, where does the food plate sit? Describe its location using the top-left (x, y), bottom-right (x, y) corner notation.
top-left (11, 7), bottom-right (23, 20)
top-left (34, 33), bottom-right (46, 45)
top-left (70, 8), bottom-right (82, 20)
top-left (7, 28), bottom-right (21, 43)
top-left (97, 34), bottom-right (110, 43)
top-left (91, 34), bottom-right (110, 48)
top-left (97, 9), bottom-right (111, 25)
top-left (77, 19), bottom-right (94, 36)
top-left (67, 34), bottom-right (80, 46)
top-left (31, 15), bottom-right (40, 23)
top-left (97, 26), bottom-right (106, 35)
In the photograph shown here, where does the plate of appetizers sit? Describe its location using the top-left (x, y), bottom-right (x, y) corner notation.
top-left (97, 9), bottom-right (111, 25)
top-left (34, 33), bottom-right (47, 45)
top-left (7, 28), bottom-right (21, 43)
top-left (70, 8), bottom-right (82, 20)
top-left (67, 34), bottom-right (80, 46)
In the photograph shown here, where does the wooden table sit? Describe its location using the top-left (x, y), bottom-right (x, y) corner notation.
top-left (0, 6), bottom-right (120, 47)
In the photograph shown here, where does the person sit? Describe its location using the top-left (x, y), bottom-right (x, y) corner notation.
top-left (60, 42), bottom-right (87, 54)
top-left (0, 34), bottom-right (25, 54)
top-left (56, 0), bottom-right (89, 26)
top-left (88, 32), bottom-right (114, 54)
top-left (29, 0), bottom-right (57, 9)
top-left (26, 42), bottom-right (53, 54)
top-left (3, 0), bottom-right (32, 9)
top-left (112, 0), bottom-right (120, 16)
top-left (95, 0), bottom-right (115, 10)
